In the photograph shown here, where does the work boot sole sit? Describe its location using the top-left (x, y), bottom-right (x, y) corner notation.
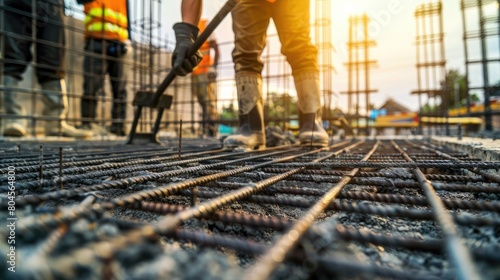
top-left (300, 141), bottom-right (328, 147)
top-left (299, 136), bottom-right (329, 147)
top-left (46, 132), bottom-right (93, 139)
top-left (225, 143), bottom-right (266, 152)
top-left (3, 126), bottom-right (26, 137)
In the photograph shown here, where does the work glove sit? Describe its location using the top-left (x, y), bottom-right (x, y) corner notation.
top-left (208, 66), bottom-right (217, 81)
top-left (172, 22), bottom-right (202, 76)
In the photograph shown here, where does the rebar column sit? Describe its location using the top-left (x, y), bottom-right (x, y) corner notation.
top-left (341, 14), bottom-right (378, 137)
top-left (460, 0), bottom-right (500, 132)
top-left (411, 1), bottom-right (448, 136)
top-left (314, 0), bottom-right (336, 134)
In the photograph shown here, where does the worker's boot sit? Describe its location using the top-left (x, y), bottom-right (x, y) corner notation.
top-left (40, 80), bottom-right (93, 139)
top-left (295, 72), bottom-right (329, 147)
top-left (223, 73), bottom-right (265, 150)
top-left (2, 76), bottom-right (27, 137)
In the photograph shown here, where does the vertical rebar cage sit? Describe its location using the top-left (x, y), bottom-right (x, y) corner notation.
top-left (412, 1), bottom-right (448, 136)
top-left (460, 0), bottom-right (500, 133)
top-left (341, 14), bottom-right (378, 137)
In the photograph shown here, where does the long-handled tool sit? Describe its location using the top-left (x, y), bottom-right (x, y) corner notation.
top-left (126, 0), bottom-right (239, 144)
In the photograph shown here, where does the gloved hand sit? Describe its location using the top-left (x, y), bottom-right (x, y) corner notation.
top-left (208, 66), bottom-right (217, 81)
top-left (172, 22), bottom-right (202, 76)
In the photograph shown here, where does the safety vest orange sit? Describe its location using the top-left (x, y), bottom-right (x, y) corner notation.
top-left (193, 19), bottom-right (214, 75)
top-left (84, 0), bottom-right (129, 42)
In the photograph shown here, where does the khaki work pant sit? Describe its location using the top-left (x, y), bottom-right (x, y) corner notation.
top-left (231, 0), bottom-right (318, 76)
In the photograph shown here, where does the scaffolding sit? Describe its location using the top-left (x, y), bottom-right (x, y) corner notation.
top-left (314, 0), bottom-right (336, 134)
top-left (341, 14), bottom-right (378, 136)
top-left (460, 0), bottom-right (500, 132)
top-left (412, 1), bottom-right (448, 136)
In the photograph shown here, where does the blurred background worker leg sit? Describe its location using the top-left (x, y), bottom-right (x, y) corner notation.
top-left (40, 80), bottom-right (92, 138)
top-left (81, 38), bottom-right (107, 135)
top-left (35, 0), bottom-right (92, 138)
top-left (2, 76), bottom-right (26, 137)
top-left (192, 73), bottom-right (218, 137)
top-left (81, 39), bottom-right (128, 136)
top-left (190, 19), bottom-right (220, 138)
top-left (81, 0), bottom-right (129, 136)
top-left (108, 42), bottom-right (128, 136)
top-left (206, 77), bottom-right (218, 137)
top-left (2, 0), bottom-right (91, 138)
top-left (2, 1), bottom-right (33, 137)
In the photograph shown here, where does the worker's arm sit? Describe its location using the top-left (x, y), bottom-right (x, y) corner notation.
top-left (181, 0), bottom-right (202, 26)
top-left (172, 0), bottom-right (203, 76)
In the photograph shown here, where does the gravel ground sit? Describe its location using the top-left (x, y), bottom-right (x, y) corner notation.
top-left (0, 139), bottom-right (498, 279)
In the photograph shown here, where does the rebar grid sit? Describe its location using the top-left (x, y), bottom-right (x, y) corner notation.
top-left (0, 139), bottom-right (498, 279)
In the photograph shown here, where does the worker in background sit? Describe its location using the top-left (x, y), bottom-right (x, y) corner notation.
top-left (1, 0), bottom-right (93, 138)
top-left (191, 19), bottom-right (220, 137)
top-left (172, 0), bottom-right (328, 150)
top-left (80, 0), bottom-right (129, 136)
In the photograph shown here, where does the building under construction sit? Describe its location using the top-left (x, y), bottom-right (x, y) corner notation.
top-left (0, 1), bottom-right (499, 279)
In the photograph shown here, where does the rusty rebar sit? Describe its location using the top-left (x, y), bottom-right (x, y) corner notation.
top-left (391, 140), bottom-right (480, 280)
top-left (245, 141), bottom-right (376, 280)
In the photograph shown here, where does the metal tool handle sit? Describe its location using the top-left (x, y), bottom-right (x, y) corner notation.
top-left (127, 0), bottom-right (239, 144)
top-left (150, 0), bottom-right (239, 107)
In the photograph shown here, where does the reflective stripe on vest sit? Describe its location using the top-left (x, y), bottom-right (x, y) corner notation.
top-left (87, 22), bottom-right (129, 41)
top-left (84, 7), bottom-right (128, 27)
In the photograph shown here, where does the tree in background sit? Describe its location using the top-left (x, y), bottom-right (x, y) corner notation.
top-left (264, 92), bottom-right (297, 127)
top-left (441, 69), bottom-right (466, 108)
top-left (221, 92), bottom-right (300, 129)
top-left (441, 69), bottom-right (480, 109)
top-left (220, 102), bottom-right (237, 122)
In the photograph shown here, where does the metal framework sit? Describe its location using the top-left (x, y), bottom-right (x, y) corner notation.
top-left (2, 139), bottom-right (498, 279)
top-left (460, 0), bottom-right (500, 132)
top-left (341, 14), bottom-right (378, 136)
top-left (314, 0), bottom-right (336, 134)
top-left (412, 1), bottom-right (448, 136)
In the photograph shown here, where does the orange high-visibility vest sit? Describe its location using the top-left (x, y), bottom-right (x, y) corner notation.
top-left (193, 19), bottom-right (214, 75)
top-left (84, 0), bottom-right (129, 42)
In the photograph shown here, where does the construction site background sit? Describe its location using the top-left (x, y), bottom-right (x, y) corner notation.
top-left (1, 1), bottom-right (499, 140)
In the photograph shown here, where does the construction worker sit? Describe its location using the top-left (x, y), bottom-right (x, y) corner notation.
top-left (80, 0), bottom-right (129, 136)
top-left (173, 0), bottom-right (328, 150)
top-left (191, 19), bottom-right (220, 137)
top-left (1, 0), bottom-right (93, 138)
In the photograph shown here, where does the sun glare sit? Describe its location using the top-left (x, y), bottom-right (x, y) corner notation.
top-left (341, 2), bottom-right (365, 17)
